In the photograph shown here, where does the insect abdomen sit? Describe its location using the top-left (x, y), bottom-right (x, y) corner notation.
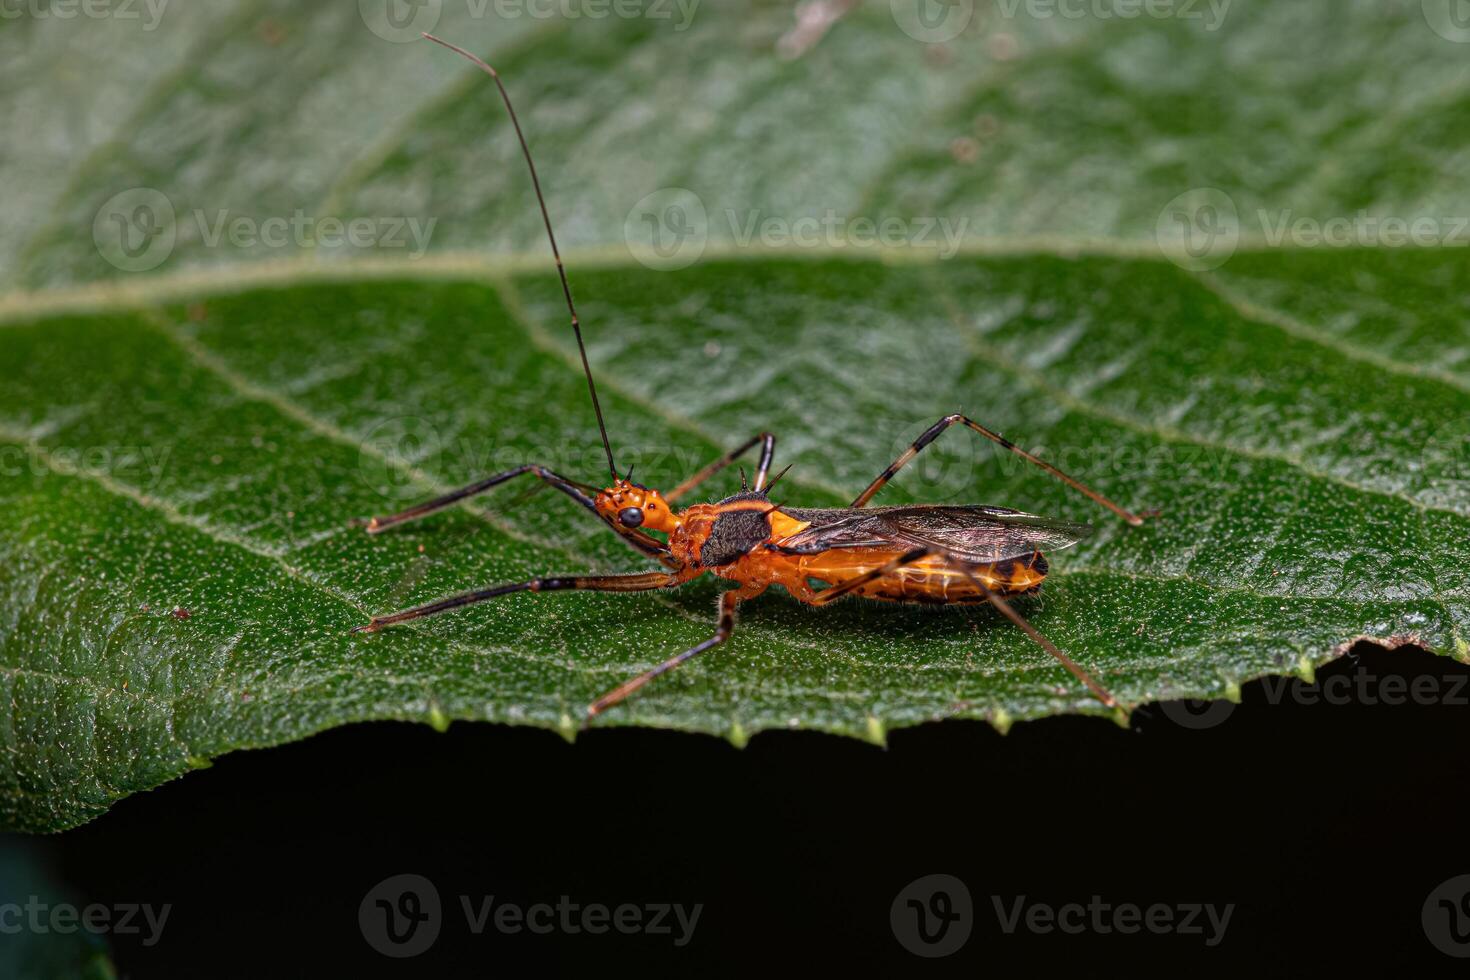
top-left (798, 549), bottom-right (1048, 603)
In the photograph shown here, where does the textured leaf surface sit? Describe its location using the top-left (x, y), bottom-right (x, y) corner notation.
top-left (3, 1), bottom-right (1469, 831)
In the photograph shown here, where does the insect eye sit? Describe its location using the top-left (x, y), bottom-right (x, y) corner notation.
top-left (618, 507), bottom-right (645, 528)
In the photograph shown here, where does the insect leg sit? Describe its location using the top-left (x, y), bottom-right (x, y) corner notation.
top-left (361, 464), bottom-right (594, 533)
top-left (359, 463), bottom-right (674, 564)
top-left (665, 432), bottom-right (776, 502)
top-left (586, 582), bottom-right (766, 717)
top-left (935, 549), bottom-right (1117, 707)
top-left (851, 414), bottom-right (1149, 525)
top-left (352, 570), bottom-right (685, 633)
top-left (804, 544), bottom-right (1116, 707)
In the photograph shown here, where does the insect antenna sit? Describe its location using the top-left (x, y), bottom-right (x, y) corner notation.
top-left (423, 32), bottom-right (619, 484)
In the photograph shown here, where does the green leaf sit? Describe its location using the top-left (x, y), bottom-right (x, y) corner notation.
top-left (3, 2), bottom-right (1469, 831)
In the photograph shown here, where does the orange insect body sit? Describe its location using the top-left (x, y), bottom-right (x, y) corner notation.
top-left (593, 480), bottom-right (1050, 607)
top-left (353, 35), bottom-right (1154, 718)
top-left (781, 548), bottom-right (1047, 602)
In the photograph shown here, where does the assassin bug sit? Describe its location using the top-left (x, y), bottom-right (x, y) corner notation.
top-left (352, 33), bottom-right (1154, 718)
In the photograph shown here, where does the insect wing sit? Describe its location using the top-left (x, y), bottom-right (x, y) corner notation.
top-left (896, 506), bottom-right (1093, 563)
top-left (777, 506), bottom-right (1092, 564)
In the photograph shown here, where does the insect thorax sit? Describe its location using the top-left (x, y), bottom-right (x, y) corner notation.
top-left (696, 492), bottom-right (774, 567)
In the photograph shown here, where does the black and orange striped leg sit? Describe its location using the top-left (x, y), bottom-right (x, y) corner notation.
top-left (952, 562), bottom-right (1116, 708)
top-left (587, 583), bottom-right (766, 717)
top-left (929, 545), bottom-right (1116, 708)
top-left (666, 432), bottom-right (777, 502)
top-left (352, 570), bottom-right (683, 634)
top-left (805, 544), bottom-right (1115, 707)
top-left (356, 463), bottom-right (673, 564)
top-left (851, 414), bottom-right (1151, 526)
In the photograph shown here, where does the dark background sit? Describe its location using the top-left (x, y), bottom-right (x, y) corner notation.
top-left (25, 641), bottom-right (1470, 976)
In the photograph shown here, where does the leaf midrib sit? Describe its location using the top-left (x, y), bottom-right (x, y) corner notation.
top-left (1, 253), bottom-right (1459, 656)
top-left (5, 246), bottom-right (1468, 524)
top-left (2, 249), bottom-right (1463, 801)
top-left (6, 241), bottom-right (1467, 392)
